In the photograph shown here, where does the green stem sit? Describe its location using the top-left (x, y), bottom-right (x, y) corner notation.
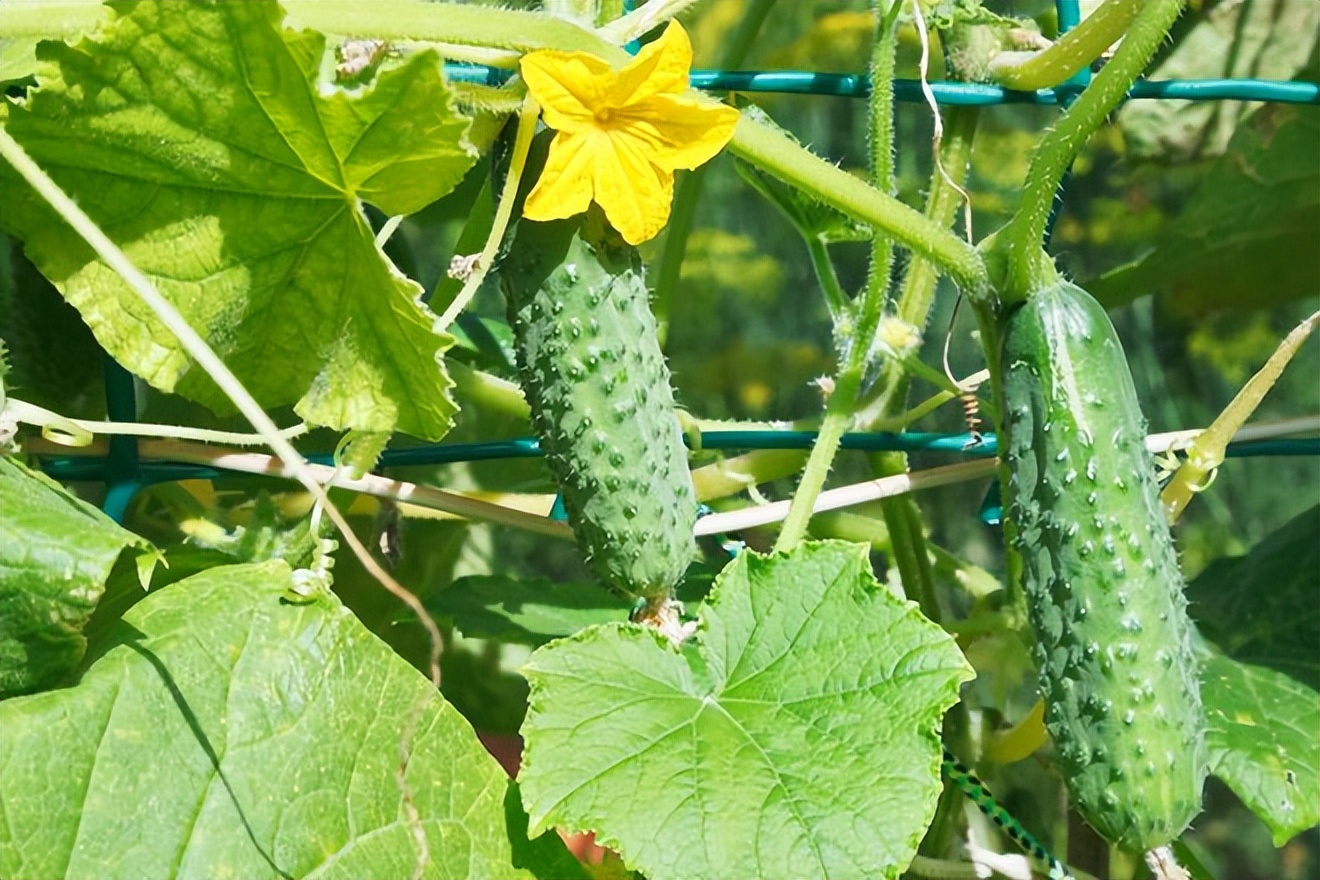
top-left (874, 454), bottom-right (942, 620)
top-left (653, 0), bottom-right (777, 334)
top-left (860, 105), bottom-right (979, 620)
top-left (990, 0), bottom-right (1142, 92)
top-left (437, 98), bottom-right (540, 329)
top-left (690, 449), bottom-right (808, 502)
top-left (861, 0), bottom-right (902, 307)
top-left (729, 117), bottom-right (986, 293)
top-left (1161, 309), bottom-right (1319, 523)
top-left (1000, 0), bottom-right (1185, 302)
top-left (772, 2), bottom-right (902, 554)
top-left (895, 107), bottom-right (979, 331)
top-left (446, 361), bottom-right (530, 421)
top-left (804, 235), bottom-right (849, 323)
top-left (282, 0), bottom-right (629, 61)
top-left (773, 367), bottom-right (864, 552)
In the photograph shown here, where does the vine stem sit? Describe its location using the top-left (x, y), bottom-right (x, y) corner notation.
top-left (1161, 310), bottom-right (1319, 522)
top-left (989, 0), bottom-right (1142, 92)
top-left (772, 368), bottom-right (866, 551)
top-left (0, 126), bottom-right (447, 690)
top-left (283, 1), bottom-right (629, 60)
top-left (729, 117), bottom-right (987, 293)
top-left (437, 96), bottom-right (540, 330)
top-left (6, 398), bottom-right (307, 448)
top-left (999, 0), bottom-right (1185, 302)
top-left (771, 0), bottom-right (901, 554)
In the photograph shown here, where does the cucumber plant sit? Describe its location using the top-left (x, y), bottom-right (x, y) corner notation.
top-left (994, 276), bottom-right (1207, 852)
top-left (1, 2), bottom-right (1311, 879)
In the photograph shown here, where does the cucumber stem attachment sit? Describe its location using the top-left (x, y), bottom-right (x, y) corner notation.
top-left (999, 0), bottom-right (1185, 303)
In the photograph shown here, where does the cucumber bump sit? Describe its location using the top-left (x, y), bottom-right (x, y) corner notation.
top-left (501, 212), bottom-right (697, 603)
top-left (996, 279), bottom-right (1207, 852)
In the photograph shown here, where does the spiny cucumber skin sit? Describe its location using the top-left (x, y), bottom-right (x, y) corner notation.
top-left (998, 281), bottom-right (1206, 852)
top-left (505, 227), bottom-right (696, 600)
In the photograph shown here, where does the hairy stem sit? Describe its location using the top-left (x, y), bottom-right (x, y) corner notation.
top-left (1161, 310), bottom-right (1319, 522)
top-left (990, 0), bottom-right (1142, 92)
top-left (1000, 0), bottom-right (1185, 302)
top-left (729, 117), bottom-right (986, 292)
top-left (438, 98), bottom-right (540, 329)
top-left (772, 2), bottom-right (901, 553)
top-left (284, 0), bottom-right (627, 60)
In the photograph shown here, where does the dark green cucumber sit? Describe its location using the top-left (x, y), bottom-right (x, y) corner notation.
top-left (501, 214), bottom-right (696, 601)
top-left (997, 280), bottom-right (1206, 852)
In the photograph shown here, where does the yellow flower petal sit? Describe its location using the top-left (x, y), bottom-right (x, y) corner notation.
top-left (523, 130), bottom-right (600, 223)
top-left (520, 49), bottom-right (614, 131)
top-left (592, 134), bottom-right (674, 245)
top-left (518, 19), bottom-right (740, 244)
top-left (615, 93), bottom-right (740, 171)
top-left (608, 21), bottom-right (693, 106)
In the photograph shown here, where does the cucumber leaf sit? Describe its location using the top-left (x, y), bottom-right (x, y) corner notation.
top-left (1187, 504), bottom-right (1320, 691)
top-left (1202, 654), bottom-right (1320, 846)
top-left (1189, 505), bottom-right (1320, 844)
top-left (0, 0), bottom-right (479, 440)
top-left (429, 576), bottom-right (633, 647)
top-left (1089, 104), bottom-right (1320, 314)
top-left (518, 540), bottom-right (973, 880)
top-left (0, 456), bottom-right (157, 698)
top-left (1119, 2), bottom-right (1319, 161)
top-left (0, 559), bottom-right (525, 879)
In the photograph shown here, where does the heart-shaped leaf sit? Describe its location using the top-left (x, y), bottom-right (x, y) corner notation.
top-left (518, 541), bottom-right (973, 880)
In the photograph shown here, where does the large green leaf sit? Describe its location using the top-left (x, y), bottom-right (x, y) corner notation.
top-left (1090, 104), bottom-right (1320, 313)
top-left (0, 0), bottom-right (479, 439)
top-left (1187, 504), bottom-right (1320, 691)
top-left (518, 541), bottom-right (974, 880)
top-left (1187, 505), bottom-right (1320, 845)
top-left (0, 559), bottom-right (526, 879)
top-left (430, 575), bottom-right (632, 647)
top-left (0, 0), bottom-right (109, 84)
top-left (1119, 0), bottom-right (1319, 161)
top-left (1202, 654), bottom-right (1320, 846)
top-left (0, 456), bottom-right (156, 698)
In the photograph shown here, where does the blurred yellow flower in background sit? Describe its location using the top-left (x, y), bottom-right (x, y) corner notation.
top-left (519, 21), bottom-right (740, 245)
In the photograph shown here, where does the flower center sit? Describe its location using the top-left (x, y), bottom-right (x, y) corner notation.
top-left (592, 106), bottom-right (615, 126)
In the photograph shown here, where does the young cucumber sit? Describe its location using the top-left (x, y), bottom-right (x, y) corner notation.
top-left (501, 212), bottom-right (696, 603)
top-left (997, 280), bottom-right (1206, 852)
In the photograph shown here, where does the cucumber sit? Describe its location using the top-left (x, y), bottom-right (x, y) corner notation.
top-left (996, 280), bottom-right (1206, 852)
top-left (500, 211), bottom-right (696, 603)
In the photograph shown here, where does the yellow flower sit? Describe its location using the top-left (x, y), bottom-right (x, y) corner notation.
top-left (519, 21), bottom-right (740, 245)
